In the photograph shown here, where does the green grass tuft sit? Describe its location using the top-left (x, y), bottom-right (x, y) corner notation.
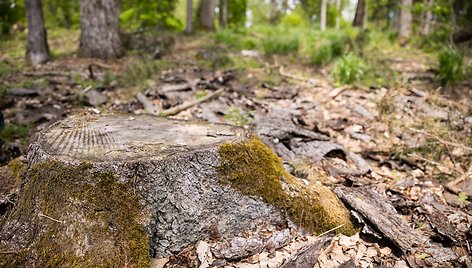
top-left (331, 53), bottom-right (367, 85)
top-left (437, 47), bottom-right (463, 87)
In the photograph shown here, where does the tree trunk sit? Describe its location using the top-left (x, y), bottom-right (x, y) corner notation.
top-left (0, 115), bottom-right (354, 266)
top-left (352, 0), bottom-right (365, 27)
top-left (320, 0), bottom-right (327, 31)
top-left (25, 0), bottom-right (49, 66)
top-left (199, 0), bottom-right (216, 30)
top-left (399, 0), bottom-right (412, 45)
top-left (269, 0), bottom-right (277, 25)
top-left (219, 0), bottom-right (228, 28)
top-left (185, 0), bottom-right (193, 34)
top-left (420, 0), bottom-right (433, 36)
top-left (79, 0), bottom-right (123, 59)
top-left (335, 0), bottom-right (341, 30)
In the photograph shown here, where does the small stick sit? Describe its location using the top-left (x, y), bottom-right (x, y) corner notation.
top-left (38, 212), bottom-right (63, 224)
top-left (409, 128), bottom-right (472, 152)
top-left (160, 88), bottom-right (224, 117)
top-left (0, 251), bottom-right (16, 254)
top-left (315, 224), bottom-right (345, 238)
top-left (446, 165), bottom-right (472, 194)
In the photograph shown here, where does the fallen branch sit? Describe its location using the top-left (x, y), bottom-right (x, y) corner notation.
top-left (407, 153), bottom-right (463, 175)
top-left (23, 71), bottom-right (71, 77)
top-left (445, 165), bottom-right (472, 194)
top-left (409, 128), bottom-right (472, 152)
top-left (279, 66), bottom-right (317, 85)
top-left (160, 88), bottom-right (224, 117)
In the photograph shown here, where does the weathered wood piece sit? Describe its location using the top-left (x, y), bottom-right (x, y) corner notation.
top-left (334, 186), bottom-right (457, 266)
top-left (1, 114), bottom-right (354, 267)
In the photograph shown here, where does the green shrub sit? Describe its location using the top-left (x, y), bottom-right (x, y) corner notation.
top-left (214, 28), bottom-right (239, 45)
top-left (280, 11), bottom-right (308, 27)
top-left (332, 53), bottom-right (367, 84)
top-left (437, 47), bottom-right (463, 87)
top-left (1, 123), bottom-right (30, 144)
top-left (262, 32), bottom-right (299, 55)
top-left (310, 36), bottom-right (345, 65)
top-left (311, 44), bottom-right (333, 65)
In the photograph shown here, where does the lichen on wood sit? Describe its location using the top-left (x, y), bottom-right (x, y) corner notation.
top-left (0, 161), bottom-right (149, 267)
top-left (217, 135), bottom-right (356, 235)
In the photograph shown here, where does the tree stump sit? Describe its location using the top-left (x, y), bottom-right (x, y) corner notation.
top-left (0, 114), bottom-right (354, 267)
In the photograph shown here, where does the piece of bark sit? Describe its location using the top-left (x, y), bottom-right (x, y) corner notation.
top-left (211, 229), bottom-right (291, 260)
top-left (334, 187), bottom-right (457, 266)
top-left (6, 88), bottom-right (40, 97)
top-left (253, 109), bottom-right (329, 142)
top-left (1, 114), bottom-right (354, 267)
top-left (280, 235), bottom-right (333, 268)
top-left (83, 89), bottom-right (107, 107)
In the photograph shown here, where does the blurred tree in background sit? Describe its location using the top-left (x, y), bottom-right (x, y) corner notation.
top-left (0, 0), bottom-right (25, 35)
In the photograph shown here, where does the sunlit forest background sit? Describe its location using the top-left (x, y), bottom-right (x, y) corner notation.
top-left (1, 0), bottom-right (471, 156)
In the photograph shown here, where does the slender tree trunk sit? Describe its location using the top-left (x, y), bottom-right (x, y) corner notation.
top-left (399, 0), bottom-right (412, 45)
top-left (420, 0), bottom-right (433, 36)
top-left (320, 0), bottom-right (327, 31)
top-left (269, 0), bottom-right (277, 25)
top-left (199, 0), bottom-right (216, 30)
top-left (352, 0), bottom-right (365, 27)
top-left (25, 0), bottom-right (49, 66)
top-left (448, 0), bottom-right (456, 45)
top-left (79, 0), bottom-right (123, 59)
top-left (335, 0), bottom-right (341, 30)
top-left (185, 0), bottom-right (193, 34)
top-left (219, 0), bottom-right (228, 28)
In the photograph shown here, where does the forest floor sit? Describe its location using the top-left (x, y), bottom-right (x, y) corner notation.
top-left (1, 30), bottom-right (472, 267)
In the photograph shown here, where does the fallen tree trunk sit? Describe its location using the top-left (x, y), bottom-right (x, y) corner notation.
top-left (0, 114), bottom-right (354, 267)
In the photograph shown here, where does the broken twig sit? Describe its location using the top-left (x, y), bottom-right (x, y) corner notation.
top-left (38, 212), bottom-right (63, 224)
top-left (160, 88), bottom-right (224, 117)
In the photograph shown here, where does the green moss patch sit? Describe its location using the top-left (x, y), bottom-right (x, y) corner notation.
top-left (1, 161), bottom-right (149, 267)
top-left (217, 136), bottom-right (356, 235)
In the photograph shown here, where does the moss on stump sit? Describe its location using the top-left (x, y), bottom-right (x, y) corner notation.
top-left (0, 161), bottom-right (149, 268)
top-left (217, 136), bottom-right (356, 235)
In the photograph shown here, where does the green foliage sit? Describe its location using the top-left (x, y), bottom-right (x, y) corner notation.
top-left (437, 47), bottom-right (463, 87)
top-left (228, 0), bottom-right (248, 27)
top-left (262, 29), bottom-right (299, 55)
top-left (310, 35), bottom-right (345, 65)
top-left (280, 10), bottom-right (308, 27)
top-left (213, 28), bottom-right (257, 50)
top-left (1, 123), bottom-right (30, 144)
top-left (42, 0), bottom-right (80, 29)
top-left (332, 53), bottom-right (367, 84)
top-left (458, 192), bottom-right (469, 205)
top-left (214, 28), bottom-right (240, 45)
top-left (119, 57), bottom-right (169, 90)
top-left (0, 0), bottom-right (25, 35)
top-left (418, 253), bottom-right (429, 260)
top-left (224, 106), bottom-right (254, 126)
top-left (120, 0), bottom-right (182, 31)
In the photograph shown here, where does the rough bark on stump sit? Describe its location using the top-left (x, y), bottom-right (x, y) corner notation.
top-left (0, 114), bottom-right (354, 267)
